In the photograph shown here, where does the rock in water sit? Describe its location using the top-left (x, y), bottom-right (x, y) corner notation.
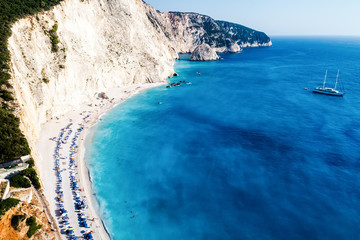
top-left (189, 44), bottom-right (220, 61)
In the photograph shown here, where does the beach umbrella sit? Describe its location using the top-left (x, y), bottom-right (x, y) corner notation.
top-left (86, 233), bottom-right (94, 240)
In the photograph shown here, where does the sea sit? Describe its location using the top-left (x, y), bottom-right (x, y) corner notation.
top-left (85, 37), bottom-right (360, 240)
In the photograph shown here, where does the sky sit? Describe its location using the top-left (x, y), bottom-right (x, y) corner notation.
top-left (144, 0), bottom-right (360, 36)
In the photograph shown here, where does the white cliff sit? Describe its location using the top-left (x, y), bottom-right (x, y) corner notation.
top-left (190, 44), bottom-right (220, 61)
top-left (7, 0), bottom-right (273, 149)
top-left (8, 0), bottom-right (177, 145)
top-left (159, 12), bottom-right (272, 54)
top-left (4, 1), bottom-right (273, 238)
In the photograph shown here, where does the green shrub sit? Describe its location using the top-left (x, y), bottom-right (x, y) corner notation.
top-left (42, 77), bottom-right (49, 84)
top-left (20, 168), bottom-right (41, 189)
top-left (32, 178), bottom-right (41, 189)
top-left (0, 89), bottom-right (14, 101)
top-left (49, 23), bottom-right (59, 52)
top-left (27, 158), bottom-right (35, 168)
top-left (0, 198), bottom-right (20, 217)
top-left (0, 109), bottom-right (31, 163)
top-left (0, 0), bottom-right (63, 166)
top-left (26, 216), bottom-right (36, 226)
top-left (20, 168), bottom-right (36, 179)
top-left (26, 216), bottom-right (42, 238)
top-left (10, 174), bottom-right (31, 188)
top-left (11, 214), bottom-right (26, 230)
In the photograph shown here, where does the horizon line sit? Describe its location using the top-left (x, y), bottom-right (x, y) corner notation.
top-left (269, 34), bottom-right (360, 37)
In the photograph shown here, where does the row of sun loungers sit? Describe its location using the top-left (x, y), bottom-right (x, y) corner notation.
top-left (54, 121), bottom-right (94, 240)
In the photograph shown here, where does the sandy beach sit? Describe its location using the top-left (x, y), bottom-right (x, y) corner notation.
top-left (35, 82), bottom-right (165, 240)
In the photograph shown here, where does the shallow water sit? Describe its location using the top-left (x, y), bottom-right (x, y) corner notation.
top-left (86, 37), bottom-right (360, 240)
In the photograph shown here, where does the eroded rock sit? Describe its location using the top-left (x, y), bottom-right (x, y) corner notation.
top-left (190, 44), bottom-right (220, 61)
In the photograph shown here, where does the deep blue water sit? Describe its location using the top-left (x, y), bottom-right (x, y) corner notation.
top-left (86, 37), bottom-right (360, 240)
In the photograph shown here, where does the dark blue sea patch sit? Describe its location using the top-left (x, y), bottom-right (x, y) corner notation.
top-left (86, 37), bottom-right (360, 240)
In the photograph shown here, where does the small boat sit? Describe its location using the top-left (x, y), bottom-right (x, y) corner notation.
top-left (313, 70), bottom-right (344, 97)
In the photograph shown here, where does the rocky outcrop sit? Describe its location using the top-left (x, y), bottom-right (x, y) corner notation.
top-left (0, 200), bottom-right (55, 240)
top-left (190, 44), bottom-right (220, 61)
top-left (215, 20), bottom-right (272, 48)
top-left (98, 92), bottom-right (109, 99)
top-left (158, 12), bottom-right (271, 53)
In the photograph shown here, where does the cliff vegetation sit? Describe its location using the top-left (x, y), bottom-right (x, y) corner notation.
top-left (0, 0), bottom-right (63, 163)
top-left (160, 11), bottom-right (272, 53)
top-left (0, 198), bottom-right (20, 217)
top-left (0, 199), bottom-right (55, 239)
top-left (215, 20), bottom-right (270, 46)
top-left (48, 23), bottom-right (59, 52)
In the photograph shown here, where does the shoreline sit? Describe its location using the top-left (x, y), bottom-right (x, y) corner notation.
top-left (35, 82), bottom-right (165, 239)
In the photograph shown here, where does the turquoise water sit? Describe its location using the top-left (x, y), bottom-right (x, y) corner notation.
top-left (86, 37), bottom-right (360, 240)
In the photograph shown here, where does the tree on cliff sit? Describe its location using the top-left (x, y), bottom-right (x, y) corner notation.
top-left (0, 0), bottom-right (64, 163)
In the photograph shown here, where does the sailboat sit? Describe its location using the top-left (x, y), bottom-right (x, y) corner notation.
top-left (313, 70), bottom-right (344, 96)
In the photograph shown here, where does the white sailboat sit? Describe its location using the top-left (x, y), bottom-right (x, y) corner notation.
top-left (313, 70), bottom-right (344, 96)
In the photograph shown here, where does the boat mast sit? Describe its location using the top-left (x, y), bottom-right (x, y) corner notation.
top-left (323, 70), bottom-right (327, 89)
top-left (334, 69), bottom-right (340, 90)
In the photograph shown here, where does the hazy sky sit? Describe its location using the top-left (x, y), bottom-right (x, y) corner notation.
top-left (145, 0), bottom-right (360, 36)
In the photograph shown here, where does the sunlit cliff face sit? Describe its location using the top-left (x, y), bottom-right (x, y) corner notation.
top-left (7, 0), bottom-right (271, 150)
top-left (8, 0), bottom-right (177, 145)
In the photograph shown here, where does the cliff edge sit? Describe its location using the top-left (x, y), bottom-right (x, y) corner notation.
top-left (159, 11), bottom-right (272, 53)
top-left (8, 0), bottom-right (177, 146)
top-left (8, 0), bottom-right (272, 146)
top-left (4, 0), bottom-right (272, 238)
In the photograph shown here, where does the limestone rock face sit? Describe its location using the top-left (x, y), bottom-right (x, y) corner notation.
top-left (215, 20), bottom-right (273, 48)
top-left (190, 44), bottom-right (220, 61)
top-left (8, 0), bottom-right (177, 144)
top-left (8, 0), bottom-right (272, 146)
top-left (5, 2), bottom-right (272, 238)
top-left (0, 201), bottom-right (56, 240)
top-left (159, 12), bottom-right (272, 53)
